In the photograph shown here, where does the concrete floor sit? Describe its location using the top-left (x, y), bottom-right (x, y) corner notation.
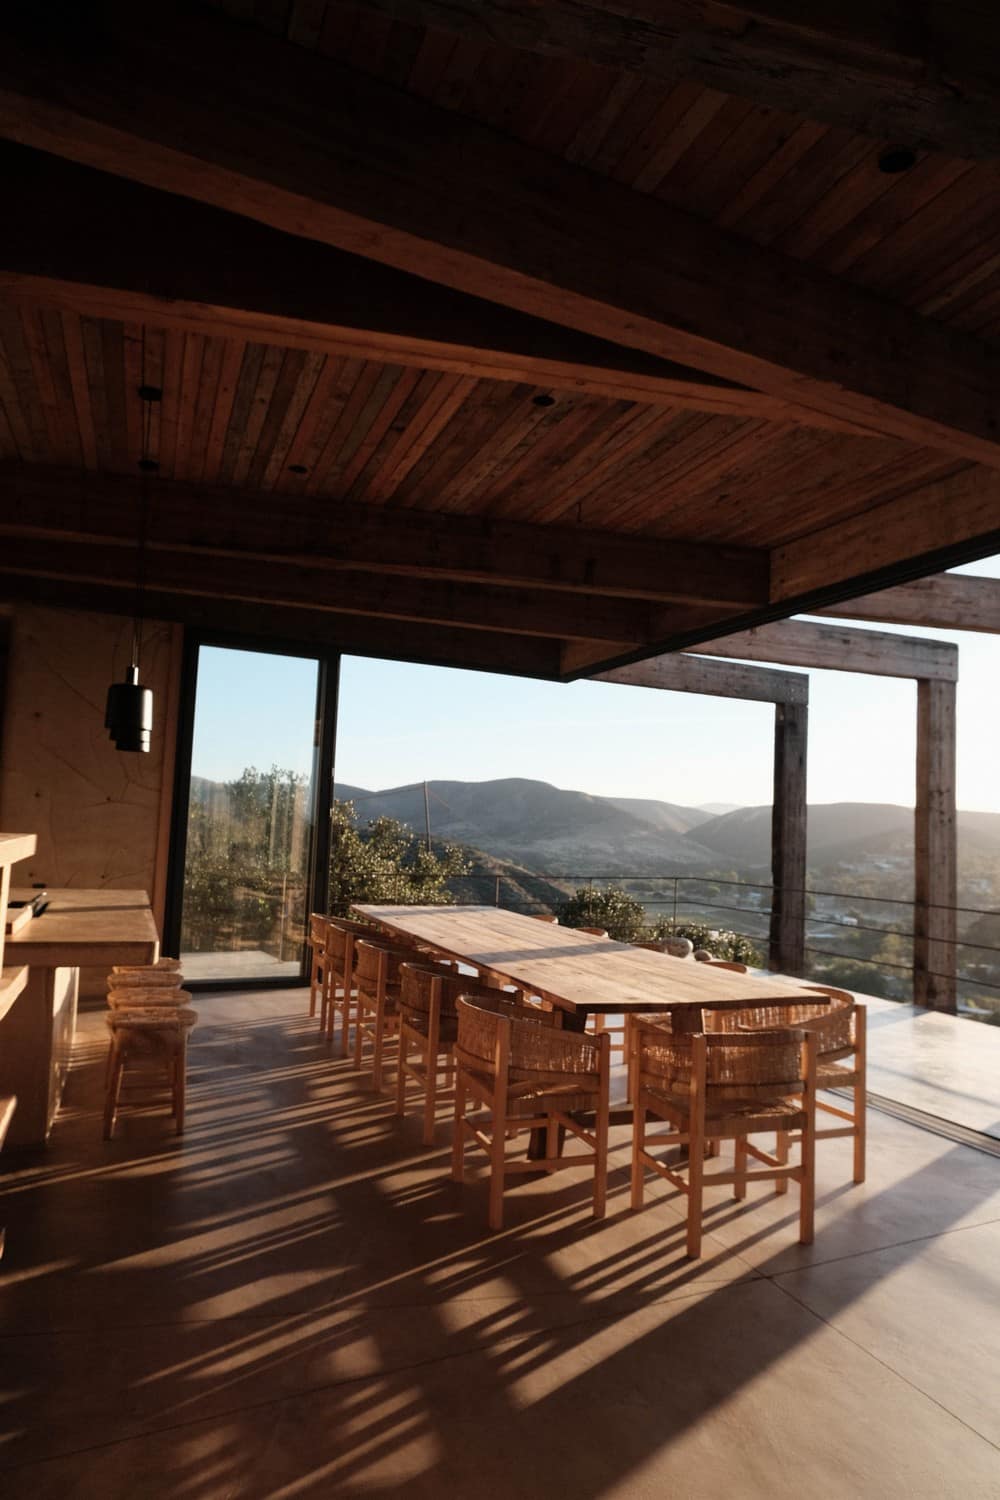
top-left (1, 989), bottom-right (999, 1499)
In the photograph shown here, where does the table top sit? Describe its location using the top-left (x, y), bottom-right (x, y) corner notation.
top-left (352, 905), bottom-right (819, 1017)
top-left (7, 888), bottom-right (160, 968)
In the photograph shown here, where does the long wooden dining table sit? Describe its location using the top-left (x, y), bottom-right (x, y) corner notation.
top-left (351, 904), bottom-right (821, 1028)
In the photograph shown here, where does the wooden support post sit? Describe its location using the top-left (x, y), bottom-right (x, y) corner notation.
top-left (769, 702), bottom-right (808, 976)
top-left (914, 680), bottom-right (957, 1012)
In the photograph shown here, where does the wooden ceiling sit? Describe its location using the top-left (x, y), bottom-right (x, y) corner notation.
top-left (0, 2), bottom-right (999, 680)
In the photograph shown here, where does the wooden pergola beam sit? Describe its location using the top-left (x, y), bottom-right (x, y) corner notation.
top-left (345, 1), bottom-right (1000, 159)
top-left (686, 619), bottom-right (959, 681)
top-left (817, 574), bottom-right (1000, 633)
top-left (0, 143), bottom-right (804, 423)
top-left (685, 618), bottom-right (959, 1008)
top-left (3, 6), bottom-right (1000, 466)
top-left (0, 466), bottom-right (769, 611)
top-left (595, 651), bottom-right (808, 970)
top-left (593, 652), bottom-right (808, 704)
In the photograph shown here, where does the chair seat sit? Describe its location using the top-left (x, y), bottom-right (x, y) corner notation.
top-left (643, 1083), bottom-right (807, 1129)
top-left (400, 1010), bottom-right (458, 1044)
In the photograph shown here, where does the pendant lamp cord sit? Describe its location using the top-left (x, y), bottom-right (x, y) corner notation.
top-left (133, 329), bottom-right (152, 670)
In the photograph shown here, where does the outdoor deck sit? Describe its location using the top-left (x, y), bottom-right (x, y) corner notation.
top-left (1, 988), bottom-right (997, 1498)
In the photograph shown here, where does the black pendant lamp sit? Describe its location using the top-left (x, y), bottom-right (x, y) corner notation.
top-left (106, 364), bottom-right (159, 753)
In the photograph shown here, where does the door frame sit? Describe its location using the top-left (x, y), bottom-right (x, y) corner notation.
top-left (163, 629), bottom-right (340, 991)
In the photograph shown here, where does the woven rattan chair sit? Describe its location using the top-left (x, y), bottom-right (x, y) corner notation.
top-left (104, 960), bottom-right (195, 1139)
top-left (452, 991), bottom-right (610, 1231)
top-left (308, 913), bottom-right (329, 1024)
top-left (396, 966), bottom-right (504, 1144)
top-left (323, 916), bottom-right (379, 1053)
top-left (353, 937), bottom-right (423, 1092)
top-left (705, 986), bottom-right (867, 1184)
top-left (636, 938), bottom-right (695, 958)
top-left (630, 1018), bottom-right (818, 1257)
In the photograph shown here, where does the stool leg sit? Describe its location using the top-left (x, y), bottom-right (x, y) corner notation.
top-left (174, 1039), bottom-right (188, 1134)
top-left (103, 1039), bottom-right (124, 1140)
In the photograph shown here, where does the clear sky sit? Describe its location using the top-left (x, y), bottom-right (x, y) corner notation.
top-left (190, 555), bottom-right (1000, 815)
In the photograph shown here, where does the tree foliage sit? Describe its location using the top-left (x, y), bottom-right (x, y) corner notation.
top-left (327, 800), bottom-right (469, 916)
top-left (557, 886), bottom-right (649, 943)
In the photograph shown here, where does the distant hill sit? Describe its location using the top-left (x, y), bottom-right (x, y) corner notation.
top-left (334, 777), bottom-right (721, 874)
top-left (694, 801), bottom-right (1000, 871)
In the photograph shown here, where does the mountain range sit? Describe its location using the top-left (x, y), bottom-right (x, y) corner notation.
top-left (335, 777), bottom-right (1000, 877)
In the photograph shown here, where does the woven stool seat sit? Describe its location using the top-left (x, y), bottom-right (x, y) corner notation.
top-left (104, 958), bottom-right (194, 1140)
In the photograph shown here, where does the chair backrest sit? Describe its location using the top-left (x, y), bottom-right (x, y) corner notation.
top-left (531, 913), bottom-right (559, 923)
top-left (707, 991), bottom-right (857, 1056)
top-left (706, 959), bottom-right (749, 973)
top-left (354, 937), bottom-right (415, 992)
top-left (398, 961), bottom-right (474, 1018)
top-left (309, 913), bottom-right (329, 947)
top-left (636, 1023), bottom-right (811, 1095)
top-left (637, 938), bottom-right (694, 958)
top-left (580, 926), bottom-right (609, 937)
top-left (456, 992), bottom-right (598, 1080)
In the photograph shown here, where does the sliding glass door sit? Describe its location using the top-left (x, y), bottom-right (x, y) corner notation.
top-left (170, 641), bottom-right (335, 984)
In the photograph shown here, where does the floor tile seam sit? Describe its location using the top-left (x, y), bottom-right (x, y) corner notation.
top-left (0, 1274), bottom-right (762, 1343)
top-left (770, 1275), bottom-right (1000, 1456)
top-left (761, 1211), bottom-right (1000, 1280)
top-left (0, 1281), bottom-right (774, 1472)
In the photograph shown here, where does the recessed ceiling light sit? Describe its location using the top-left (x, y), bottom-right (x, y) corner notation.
top-left (532, 394), bottom-right (556, 407)
top-left (288, 463), bottom-right (308, 474)
top-left (878, 146), bottom-right (917, 174)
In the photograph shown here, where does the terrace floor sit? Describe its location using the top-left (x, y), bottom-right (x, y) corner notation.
top-left (1, 989), bottom-right (999, 1498)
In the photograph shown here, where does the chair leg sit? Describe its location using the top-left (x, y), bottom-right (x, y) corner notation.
top-left (799, 1043), bottom-right (817, 1246)
top-left (593, 1038), bottom-right (610, 1220)
top-left (774, 1130), bottom-right (790, 1194)
top-left (853, 1004), bottom-right (867, 1184)
top-left (395, 1028), bottom-right (408, 1117)
top-left (422, 1044), bottom-right (438, 1147)
top-left (308, 958), bottom-right (319, 1017)
top-left (734, 1136), bottom-right (748, 1200)
top-left (353, 997), bottom-right (365, 1071)
top-left (630, 1100), bottom-right (646, 1211)
top-left (451, 1073), bottom-right (467, 1182)
top-left (372, 1002), bottom-right (385, 1093)
top-left (545, 1113), bottom-right (560, 1167)
top-left (488, 1091), bottom-right (508, 1232)
top-left (685, 1119), bottom-right (704, 1259)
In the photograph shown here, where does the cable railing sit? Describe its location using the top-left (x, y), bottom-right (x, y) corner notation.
top-left (441, 870), bottom-right (1000, 1019)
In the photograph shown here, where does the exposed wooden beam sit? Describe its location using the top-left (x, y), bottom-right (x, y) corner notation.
top-left (348, 1), bottom-right (1000, 159)
top-left (771, 466), bottom-right (1000, 602)
top-left (1, 7), bottom-right (999, 464)
top-left (0, 533), bottom-right (719, 645)
top-left (914, 679), bottom-right (957, 1011)
top-left (0, 143), bottom-right (807, 423)
top-left (0, 466), bottom-right (769, 611)
top-left (816, 574), bottom-right (1000, 634)
top-left (770, 701), bottom-right (808, 975)
top-left (0, 571), bottom-right (561, 680)
top-left (592, 652), bottom-right (808, 705)
top-left (686, 619), bottom-right (959, 680)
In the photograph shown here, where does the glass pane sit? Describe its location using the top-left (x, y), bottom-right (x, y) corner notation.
top-left (179, 646), bottom-right (320, 982)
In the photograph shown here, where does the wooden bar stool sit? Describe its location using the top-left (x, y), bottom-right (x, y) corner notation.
top-left (104, 960), bottom-right (195, 1139)
top-left (308, 913), bottom-right (330, 1024)
top-left (103, 1004), bottom-right (197, 1139)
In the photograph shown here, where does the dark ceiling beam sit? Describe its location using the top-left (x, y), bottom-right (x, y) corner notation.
top-left (0, 143), bottom-right (807, 423)
top-left (0, 532), bottom-right (723, 645)
top-left (815, 573), bottom-right (1000, 634)
top-left (1, 7), bottom-right (999, 465)
top-left (345, 1), bottom-right (1000, 159)
top-left (0, 466), bottom-right (769, 610)
top-left (0, 570), bottom-right (562, 680)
